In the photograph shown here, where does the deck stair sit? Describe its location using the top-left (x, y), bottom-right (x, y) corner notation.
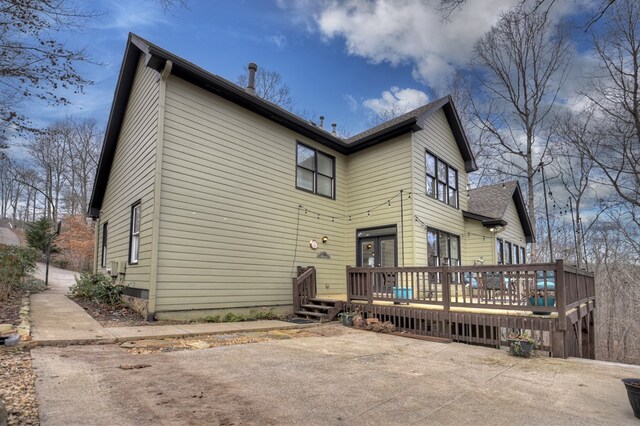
top-left (295, 298), bottom-right (343, 321)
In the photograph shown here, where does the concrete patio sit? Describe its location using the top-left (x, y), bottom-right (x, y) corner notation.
top-left (31, 324), bottom-right (640, 425)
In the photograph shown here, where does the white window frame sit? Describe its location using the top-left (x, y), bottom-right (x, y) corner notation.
top-left (129, 202), bottom-right (141, 264)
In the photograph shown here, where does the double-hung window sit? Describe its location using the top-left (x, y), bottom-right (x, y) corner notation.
top-left (129, 202), bottom-right (141, 264)
top-left (497, 238), bottom-right (504, 265)
top-left (101, 223), bottom-right (108, 268)
top-left (425, 151), bottom-right (458, 208)
top-left (296, 142), bottom-right (335, 199)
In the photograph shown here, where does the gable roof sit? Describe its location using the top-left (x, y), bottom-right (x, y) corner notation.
top-left (88, 33), bottom-right (477, 216)
top-left (465, 181), bottom-right (535, 243)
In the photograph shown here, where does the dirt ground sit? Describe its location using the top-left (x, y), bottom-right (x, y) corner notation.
top-left (31, 324), bottom-right (640, 426)
top-left (0, 349), bottom-right (39, 425)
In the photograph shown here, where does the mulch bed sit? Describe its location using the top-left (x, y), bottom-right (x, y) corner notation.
top-left (70, 298), bottom-right (189, 328)
top-left (71, 297), bottom-right (148, 327)
top-left (0, 289), bottom-right (27, 326)
top-left (0, 287), bottom-right (40, 425)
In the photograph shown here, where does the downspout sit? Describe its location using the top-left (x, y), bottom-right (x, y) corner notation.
top-left (148, 59), bottom-right (172, 320)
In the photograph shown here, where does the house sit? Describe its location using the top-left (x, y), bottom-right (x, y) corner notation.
top-left (88, 33), bottom-right (534, 320)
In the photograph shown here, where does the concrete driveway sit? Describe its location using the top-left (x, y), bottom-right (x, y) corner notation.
top-left (31, 325), bottom-right (640, 425)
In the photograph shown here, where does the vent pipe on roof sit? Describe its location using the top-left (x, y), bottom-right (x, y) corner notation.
top-left (319, 116), bottom-right (325, 129)
top-left (331, 123), bottom-right (337, 135)
top-left (246, 63), bottom-right (258, 95)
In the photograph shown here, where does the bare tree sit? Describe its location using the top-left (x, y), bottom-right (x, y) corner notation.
top-left (579, 0), bottom-right (640, 211)
top-left (465, 3), bottom-right (571, 258)
top-left (0, 0), bottom-right (95, 149)
top-left (551, 110), bottom-right (600, 267)
top-left (236, 66), bottom-right (293, 109)
top-left (65, 118), bottom-right (101, 215)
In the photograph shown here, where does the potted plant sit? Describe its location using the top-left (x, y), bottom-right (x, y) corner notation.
top-left (529, 288), bottom-right (556, 315)
top-left (507, 332), bottom-right (537, 357)
top-left (622, 379), bottom-right (640, 419)
top-left (338, 311), bottom-right (358, 327)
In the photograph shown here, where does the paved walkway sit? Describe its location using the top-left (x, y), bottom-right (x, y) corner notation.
top-left (29, 263), bottom-right (310, 345)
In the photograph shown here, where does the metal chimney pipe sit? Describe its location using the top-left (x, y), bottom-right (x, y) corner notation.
top-left (247, 63), bottom-right (258, 95)
top-left (319, 116), bottom-right (325, 129)
top-left (331, 123), bottom-right (337, 135)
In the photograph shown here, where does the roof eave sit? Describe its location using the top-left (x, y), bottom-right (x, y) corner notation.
top-left (347, 118), bottom-right (421, 153)
top-left (87, 34), bottom-right (142, 218)
top-left (441, 99), bottom-right (478, 173)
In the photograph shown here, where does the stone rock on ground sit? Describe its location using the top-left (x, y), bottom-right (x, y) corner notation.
top-left (0, 397), bottom-right (7, 426)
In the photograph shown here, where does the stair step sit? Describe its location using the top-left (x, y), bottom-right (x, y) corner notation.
top-left (301, 304), bottom-right (331, 311)
top-left (294, 311), bottom-right (326, 318)
top-left (308, 298), bottom-right (339, 305)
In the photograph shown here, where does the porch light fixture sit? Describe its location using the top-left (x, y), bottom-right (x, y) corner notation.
top-left (489, 226), bottom-right (504, 233)
top-left (322, 236), bottom-right (328, 244)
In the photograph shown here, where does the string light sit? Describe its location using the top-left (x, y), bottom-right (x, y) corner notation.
top-left (297, 189), bottom-right (409, 224)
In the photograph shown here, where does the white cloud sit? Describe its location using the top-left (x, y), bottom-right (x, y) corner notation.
top-left (279, 0), bottom-right (587, 90)
top-left (97, 0), bottom-right (168, 30)
top-left (267, 33), bottom-right (288, 50)
top-left (343, 94), bottom-right (358, 112)
top-left (363, 86), bottom-right (429, 116)
top-left (313, 0), bottom-right (519, 88)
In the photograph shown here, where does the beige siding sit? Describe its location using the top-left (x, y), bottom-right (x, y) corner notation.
top-left (156, 77), bottom-right (347, 312)
top-left (96, 57), bottom-right (159, 290)
top-left (411, 110), bottom-right (469, 266)
top-left (345, 135), bottom-right (414, 268)
top-left (462, 219), bottom-right (496, 265)
top-left (499, 199), bottom-right (528, 262)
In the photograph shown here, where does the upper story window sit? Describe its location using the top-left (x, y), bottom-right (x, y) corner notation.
top-left (425, 151), bottom-right (458, 208)
top-left (129, 202), bottom-right (141, 264)
top-left (296, 142), bottom-right (335, 199)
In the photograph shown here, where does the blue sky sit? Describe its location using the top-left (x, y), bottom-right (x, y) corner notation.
top-left (18, 0), bottom-right (597, 145)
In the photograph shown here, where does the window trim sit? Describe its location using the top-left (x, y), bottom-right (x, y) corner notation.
top-left (426, 227), bottom-right (461, 267)
top-left (425, 150), bottom-right (458, 209)
top-left (129, 201), bottom-right (141, 265)
top-left (295, 142), bottom-right (336, 200)
top-left (101, 222), bottom-right (108, 268)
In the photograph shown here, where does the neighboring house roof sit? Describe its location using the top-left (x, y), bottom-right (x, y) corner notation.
top-left (88, 33), bottom-right (477, 216)
top-left (464, 181), bottom-right (535, 243)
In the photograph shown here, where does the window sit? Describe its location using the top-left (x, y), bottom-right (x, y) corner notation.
top-left (129, 202), bottom-right (141, 264)
top-left (521, 246), bottom-right (526, 264)
top-left (513, 244), bottom-right (520, 264)
top-left (101, 223), bottom-right (108, 268)
top-left (497, 238), bottom-right (504, 265)
top-left (427, 228), bottom-right (460, 283)
top-left (296, 143), bottom-right (335, 199)
top-left (425, 151), bottom-right (458, 208)
top-left (505, 241), bottom-right (512, 264)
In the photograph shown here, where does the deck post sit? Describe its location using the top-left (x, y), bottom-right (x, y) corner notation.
top-left (367, 269), bottom-right (373, 305)
top-left (551, 320), bottom-right (566, 358)
top-left (442, 265), bottom-right (450, 316)
top-left (555, 259), bottom-right (566, 331)
top-left (346, 266), bottom-right (352, 303)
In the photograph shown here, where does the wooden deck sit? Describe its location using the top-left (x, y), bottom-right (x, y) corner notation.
top-left (294, 260), bottom-right (596, 358)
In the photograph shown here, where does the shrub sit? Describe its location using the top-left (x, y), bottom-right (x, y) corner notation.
top-left (201, 308), bottom-right (283, 323)
top-left (0, 244), bottom-right (39, 300)
top-left (70, 272), bottom-right (123, 307)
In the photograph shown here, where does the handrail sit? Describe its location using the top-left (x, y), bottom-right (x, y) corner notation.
top-left (292, 266), bottom-right (316, 312)
top-left (346, 260), bottom-right (595, 318)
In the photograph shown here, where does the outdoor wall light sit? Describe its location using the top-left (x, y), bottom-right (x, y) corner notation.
top-left (322, 236), bottom-right (329, 243)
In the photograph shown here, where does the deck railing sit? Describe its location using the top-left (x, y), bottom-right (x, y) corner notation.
top-left (292, 266), bottom-right (317, 313)
top-left (346, 260), bottom-right (595, 322)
